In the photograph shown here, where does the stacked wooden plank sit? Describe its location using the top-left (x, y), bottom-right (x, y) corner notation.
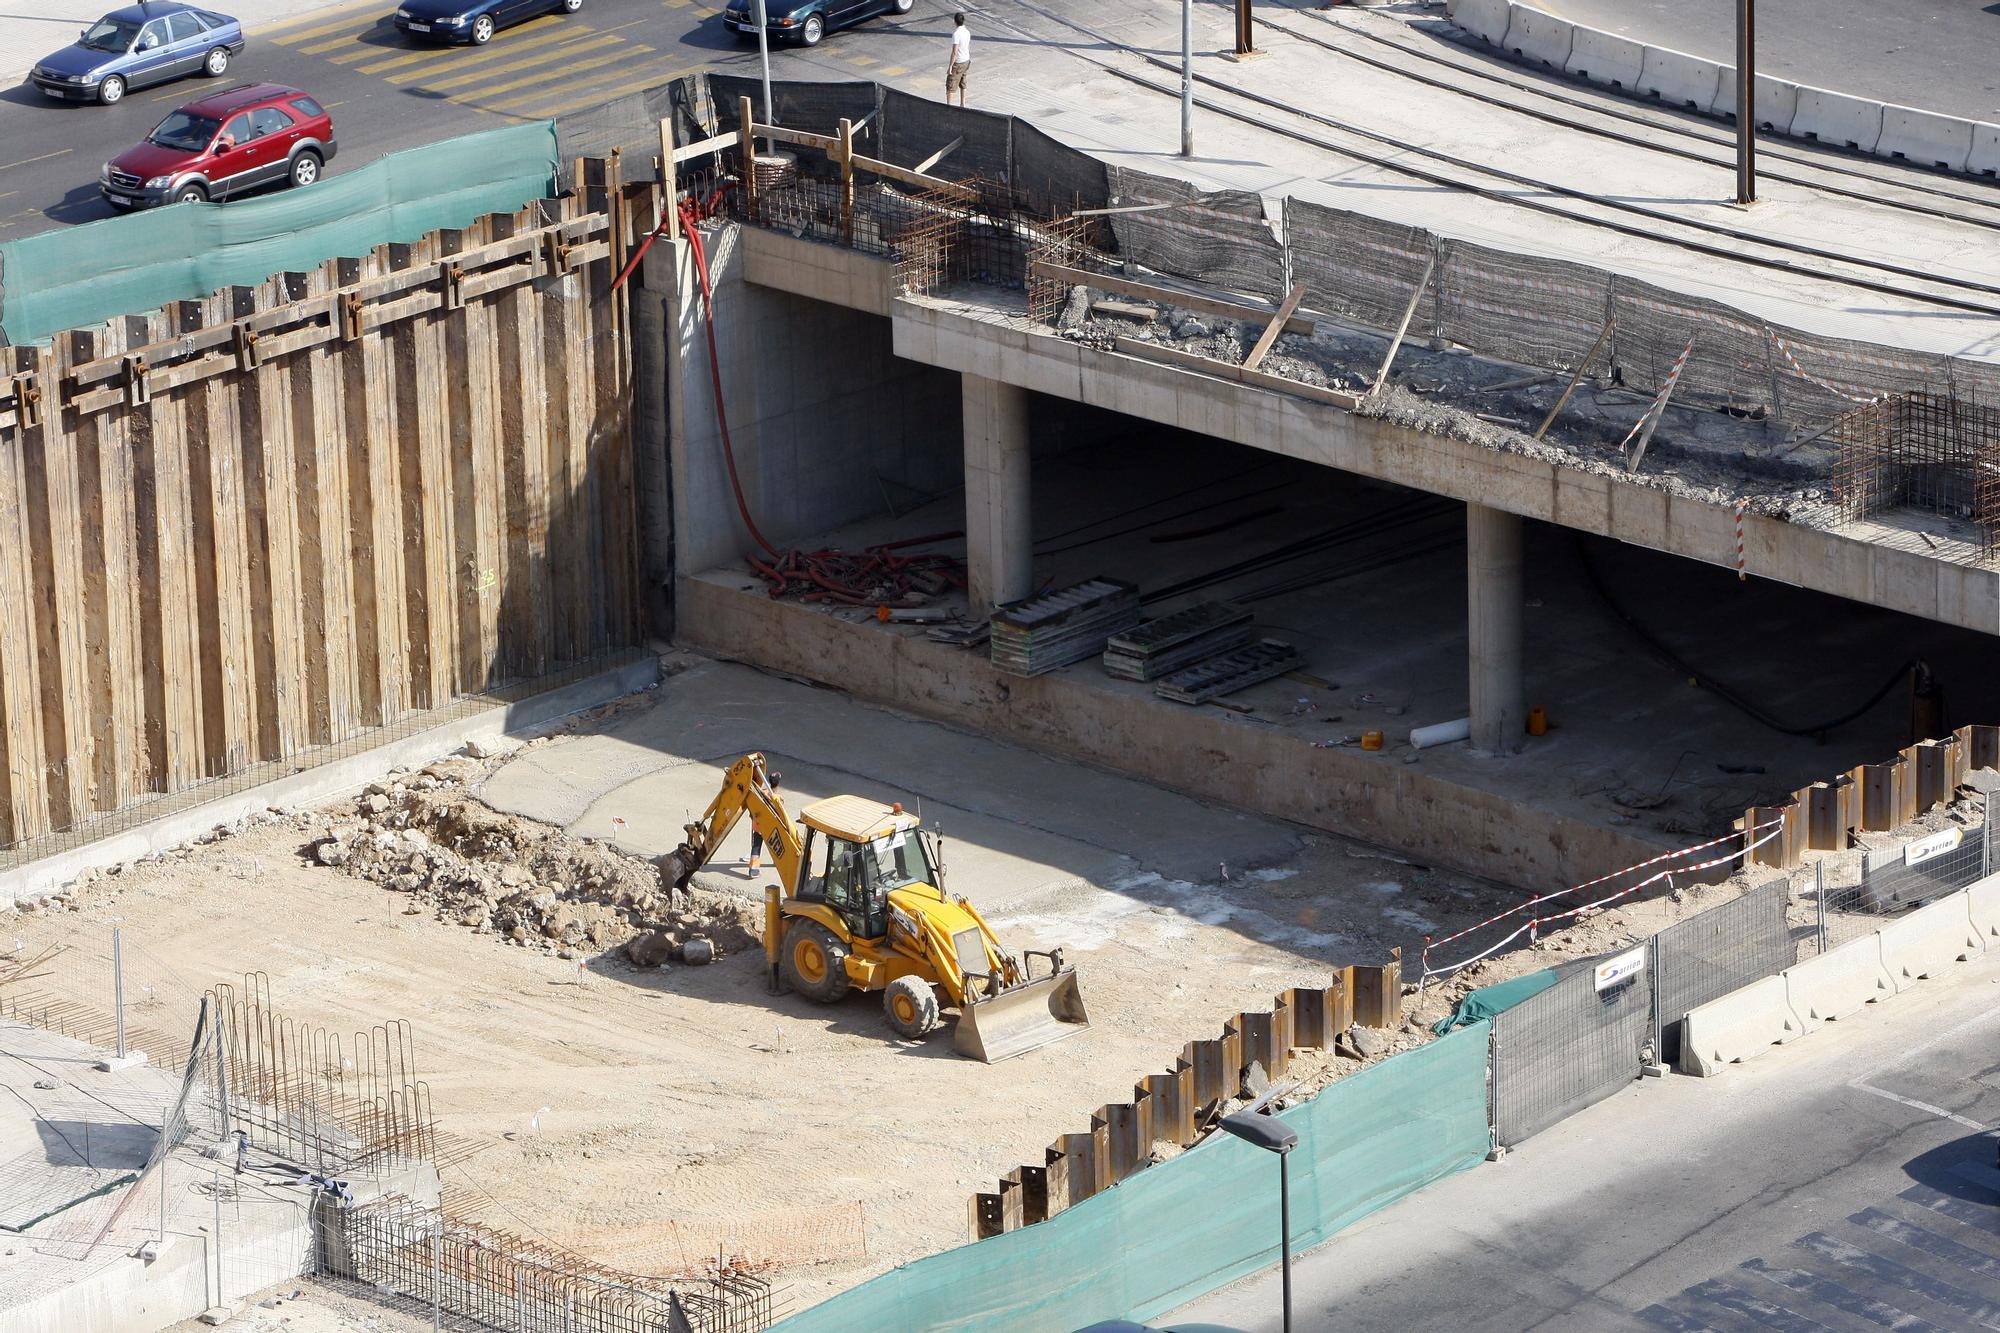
top-left (1155, 639), bottom-right (1304, 705)
top-left (1102, 602), bottom-right (1253, 681)
top-left (990, 578), bottom-right (1141, 677)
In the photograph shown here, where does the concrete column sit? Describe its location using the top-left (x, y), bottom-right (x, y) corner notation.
top-left (1467, 502), bottom-right (1525, 755)
top-left (962, 372), bottom-right (1033, 613)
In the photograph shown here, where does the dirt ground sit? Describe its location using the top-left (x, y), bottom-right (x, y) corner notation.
top-left (6, 654), bottom-right (1983, 1317)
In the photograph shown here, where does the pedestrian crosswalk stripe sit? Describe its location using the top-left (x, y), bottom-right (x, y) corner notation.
top-left (403, 31), bottom-right (625, 92)
top-left (503, 61), bottom-right (696, 117)
top-left (358, 18), bottom-right (575, 74)
top-left (261, 0), bottom-right (389, 40)
top-left (272, 3), bottom-right (397, 44)
top-left (471, 45), bottom-right (633, 100)
top-left (383, 21), bottom-right (596, 83)
top-left (298, 25), bottom-right (394, 55)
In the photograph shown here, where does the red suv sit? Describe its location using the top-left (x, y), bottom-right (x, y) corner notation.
top-left (100, 82), bottom-right (335, 209)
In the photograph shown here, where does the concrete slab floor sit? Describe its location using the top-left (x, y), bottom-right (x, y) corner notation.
top-left (701, 421), bottom-right (2000, 862)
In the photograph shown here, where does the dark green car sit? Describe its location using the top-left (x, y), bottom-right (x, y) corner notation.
top-left (723, 0), bottom-right (911, 47)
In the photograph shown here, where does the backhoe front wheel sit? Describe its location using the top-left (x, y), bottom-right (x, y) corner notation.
top-left (781, 921), bottom-right (851, 1003)
top-left (883, 976), bottom-right (940, 1039)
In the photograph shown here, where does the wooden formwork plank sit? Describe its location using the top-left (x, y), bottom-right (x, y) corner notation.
top-left (60, 326), bottom-right (144, 814)
top-left (187, 293), bottom-right (256, 778)
top-left (0, 352), bottom-right (49, 843)
top-left (340, 252), bottom-right (411, 725)
top-left (389, 240), bottom-right (459, 709)
top-left (588, 198), bottom-right (633, 657)
top-left (134, 307), bottom-right (207, 789)
top-left (232, 282), bottom-right (309, 761)
top-left (440, 225), bottom-right (505, 692)
top-left (14, 345), bottom-right (88, 831)
top-left (294, 262), bottom-right (361, 743)
top-left (492, 213), bottom-right (553, 678)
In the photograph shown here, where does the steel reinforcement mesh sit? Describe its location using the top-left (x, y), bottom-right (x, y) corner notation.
top-left (1107, 166), bottom-right (1285, 302)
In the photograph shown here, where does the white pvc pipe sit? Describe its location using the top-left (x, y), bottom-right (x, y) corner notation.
top-left (1410, 717), bottom-right (1471, 750)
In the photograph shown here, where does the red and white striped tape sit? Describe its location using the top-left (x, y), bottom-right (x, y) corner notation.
top-left (1418, 818), bottom-right (1787, 983)
top-left (1619, 339), bottom-right (1694, 452)
top-left (1735, 500), bottom-right (1748, 582)
top-left (1769, 333), bottom-right (1881, 406)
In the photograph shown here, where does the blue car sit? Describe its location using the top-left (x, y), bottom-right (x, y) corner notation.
top-left (28, 3), bottom-right (245, 106)
top-left (393, 0), bottom-right (584, 46)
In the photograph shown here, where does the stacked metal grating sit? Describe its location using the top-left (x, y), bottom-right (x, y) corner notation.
top-left (1103, 602), bottom-right (1254, 681)
top-left (1155, 639), bottom-right (1305, 705)
top-left (990, 578), bottom-right (1142, 676)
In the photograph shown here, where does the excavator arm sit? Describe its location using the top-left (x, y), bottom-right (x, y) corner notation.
top-left (656, 753), bottom-right (805, 897)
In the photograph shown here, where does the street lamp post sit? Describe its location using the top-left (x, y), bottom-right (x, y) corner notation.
top-left (1180, 0), bottom-right (1193, 157)
top-left (755, 0), bottom-right (774, 140)
top-left (1221, 1110), bottom-right (1300, 1333)
top-left (1735, 0), bottom-right (1755, 203)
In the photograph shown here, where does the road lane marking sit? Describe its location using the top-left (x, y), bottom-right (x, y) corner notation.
top-left (404, 32), bottom-right (625, 91)
top-left (0, 150), bottom-right (71, 175)
top-left (1850, 1078), bottom-right (1987, 1131)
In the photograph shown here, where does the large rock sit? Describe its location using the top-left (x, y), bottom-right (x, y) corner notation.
top-left (626, 932), bottom-right (675, 968)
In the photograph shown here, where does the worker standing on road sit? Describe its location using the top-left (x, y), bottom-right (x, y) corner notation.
top-left (945, 13), bottom-right (971, 107)
top-left (748, 770), bottom-right (783, 872)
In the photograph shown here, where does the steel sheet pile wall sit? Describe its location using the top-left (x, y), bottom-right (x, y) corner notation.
top-left (1107, 167), bottom-right (1285, 302)
top-left (0, 194), bottom-right (639, 856)
top-left (768, 1019), bottom-right (1490, 1333)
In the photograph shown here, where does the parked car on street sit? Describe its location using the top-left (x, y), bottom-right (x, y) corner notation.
top-left (28, 3), bottom-right (245, 106)
top-left (723, 0), bottom-right (912, 48)
top-left (100, 83), bottom-right (335, 209)
top-left (392, 0), bottom-right (583, 46)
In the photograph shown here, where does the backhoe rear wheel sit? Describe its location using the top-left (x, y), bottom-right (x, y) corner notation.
top-left (883, 976), bottom-right (940, 1039)
top-left (781, 921), bottom-right (851, 1003)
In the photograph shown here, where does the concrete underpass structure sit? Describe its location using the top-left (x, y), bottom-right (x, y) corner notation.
top-left (636, 224), bottom-right (2000, 890)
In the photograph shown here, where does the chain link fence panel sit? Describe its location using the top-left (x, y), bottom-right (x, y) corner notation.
top-left (1649, 878), bottom-right (1796, 1066)
top-left (1490, 954), bottom-right (1650, 1148)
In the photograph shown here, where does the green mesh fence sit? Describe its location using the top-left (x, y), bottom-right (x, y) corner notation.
top-left (773, 1022), bottom-right (1492, 1333)
top-left (0, 121), bottom-right (559, 345)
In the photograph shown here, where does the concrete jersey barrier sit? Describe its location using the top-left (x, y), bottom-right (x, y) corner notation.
top-left (1792, 86), bottom-right (1887, 154)
top-left (1501, 4), bottom-right (1574, 71)
top-left (1565, 25), bottom-right (1644, 90)
top-left (1680, 975), bottom-right (1807, 1077)
top-left (1782, 935), bottom-right (1894, 1027)
top-left (1969, 872), bottom-right (2000, 938)
top-left (1636, 45), bottom-right (1723, 113)
top-left (1446, 0), bottom-right (1510, 45)
top-left (1451, 3), bottom-right (2000, 177)
top-left (1877, 892), bottom-right (1986, 987)
top-left (1878, 104), bottom-right (1978, 173)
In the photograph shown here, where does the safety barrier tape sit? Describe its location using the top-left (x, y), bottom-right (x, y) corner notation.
top-left (1735, 499), bottom-right (1748, 582)
top-left (1768, 332), bottom-right (1884, 405)
top-left (1418, 817), bottom-right (1787, 983)
top-left (1618, 337), bottom-right (1692, 450)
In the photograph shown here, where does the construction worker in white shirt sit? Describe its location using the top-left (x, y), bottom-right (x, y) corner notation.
top-left (945, 12), bottom-right (970, 106)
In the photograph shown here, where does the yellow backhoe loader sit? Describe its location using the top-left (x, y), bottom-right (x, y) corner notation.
top-left (656, 753), bottom-right (1090, 1062)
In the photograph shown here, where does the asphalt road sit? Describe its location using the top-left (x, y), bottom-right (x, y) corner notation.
top-left (0, 0), bottom-right (948, 242)
top-left (1536, 0), bottom-right (2000, 122)
top-left (1172, 953), bottom-right (2000, 1332)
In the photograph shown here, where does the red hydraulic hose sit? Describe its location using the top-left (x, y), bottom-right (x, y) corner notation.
top-left (680, 203), bottom-right (781, 560)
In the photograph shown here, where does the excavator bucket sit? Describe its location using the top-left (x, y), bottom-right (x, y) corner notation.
top-left (952, 967), bottom-right (1091, 1063)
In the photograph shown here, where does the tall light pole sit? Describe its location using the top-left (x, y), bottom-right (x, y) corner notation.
top-left (1735, 0), bottom-right (1755, 203)
top-left (756, 0), bottom-right (774, 135)
top-left (1180, 0), bottom-right (1193, 156)
top-left (1222, 1110), bottom-right (1300, 1333)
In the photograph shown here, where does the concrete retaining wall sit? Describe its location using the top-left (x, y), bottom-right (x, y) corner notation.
top-left (678, 576), bottom-right (1669, 890)
top-left (1455, 3), bottom-right (1999, 176)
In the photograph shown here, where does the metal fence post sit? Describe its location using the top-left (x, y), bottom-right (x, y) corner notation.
top-left (1815, 859), bottom-right (1829, 955)
top-left (111, 927), bottom-right (127, 1060)
top-left (1987, 792), bottom-right (1996, 879)
top-left (1647, 936), bottom-right (1663, 1062)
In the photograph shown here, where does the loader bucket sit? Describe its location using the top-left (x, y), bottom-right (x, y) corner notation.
top-left (952, 967), bottom-right (1090, 1063)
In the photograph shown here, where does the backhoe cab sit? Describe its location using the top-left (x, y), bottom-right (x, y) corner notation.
top-left (657, 754), bottom-right (1089, 1062)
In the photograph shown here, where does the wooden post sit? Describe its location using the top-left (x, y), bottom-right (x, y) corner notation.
top-left (838, 116), bottom-right (856, 245)
top-left (739, 96), bottom-right (758, 221)
top-left (1534, 318), bottom-right (1615, 441)
top-left (660, 116), bottom-right (681, 242)
top-left (1370, 256), bottom-right (1434, 396)
top-left (1242, 283), bottom-right (1306, 373)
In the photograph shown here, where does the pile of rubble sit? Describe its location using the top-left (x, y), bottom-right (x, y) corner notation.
top-left (311, 757), bottom-right (762, 966)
